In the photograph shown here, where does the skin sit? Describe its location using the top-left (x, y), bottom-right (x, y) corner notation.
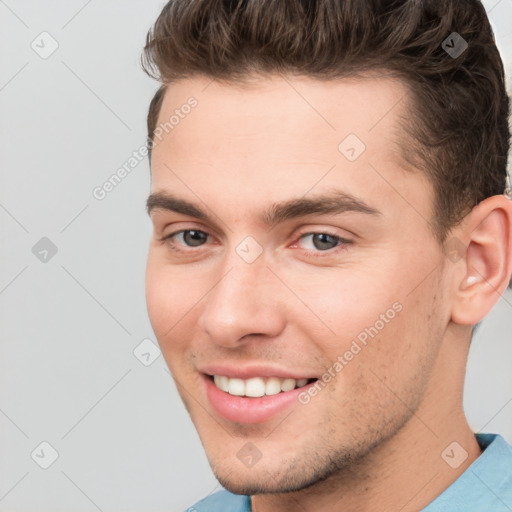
top-left (145, 74), bottom-right (512, 512)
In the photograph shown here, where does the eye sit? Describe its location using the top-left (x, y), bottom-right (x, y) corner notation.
top-left (161, 229), bottom-right (350, 255)
top-left (164, 229), bottom-right (209, 248)
top-left (296, 232), bottom-right (348, 251)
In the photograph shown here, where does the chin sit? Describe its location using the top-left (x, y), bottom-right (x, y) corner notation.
top-left (215, 473), bottom-right (311, 496)
top-left (209, 454), bottom-right (347, 496)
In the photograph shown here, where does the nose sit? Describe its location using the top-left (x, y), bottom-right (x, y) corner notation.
top-left (197, 252), bottom-right (286, 348)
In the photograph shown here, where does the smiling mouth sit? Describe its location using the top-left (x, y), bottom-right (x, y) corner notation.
top-left (208, 374), bottom-right (318, 398)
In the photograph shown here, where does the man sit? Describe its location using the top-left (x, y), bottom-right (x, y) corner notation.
top-left (143, 0), bottom-right (512, 510)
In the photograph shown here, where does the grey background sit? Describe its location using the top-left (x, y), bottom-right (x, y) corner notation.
top-left (0, 1), bottom-right (511, 511)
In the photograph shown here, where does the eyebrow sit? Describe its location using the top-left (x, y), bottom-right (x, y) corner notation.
top-left (146, 190), bottom-right (381, 226)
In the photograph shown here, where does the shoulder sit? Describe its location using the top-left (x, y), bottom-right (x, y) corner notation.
top-left (185, 490), bottom-right (251, 512)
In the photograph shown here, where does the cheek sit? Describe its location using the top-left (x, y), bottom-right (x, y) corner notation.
top-left (332, 287), bottom-right (443, 417)
top-left (145, 254), bottom-right (191, 344)
top-left (145, 257), bottom-right (169, 336)
top-left (288, 262), bottom-right (440, 389)
top-left (145, 252), bottom-right (216, 373)
top-left (286, 268), bottom-right (400, 352)
top-left (312, 311), bottom-right (436, 440)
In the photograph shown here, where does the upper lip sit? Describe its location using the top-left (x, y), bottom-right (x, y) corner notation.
top-left (199, 363), bottom-right (318, 380)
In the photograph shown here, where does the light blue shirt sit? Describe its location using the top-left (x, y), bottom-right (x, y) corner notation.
top-left (187, 433), bottom-right (512, 511)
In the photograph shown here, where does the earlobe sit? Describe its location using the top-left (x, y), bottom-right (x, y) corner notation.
top-left (450, 195), bottom-right (512, 325)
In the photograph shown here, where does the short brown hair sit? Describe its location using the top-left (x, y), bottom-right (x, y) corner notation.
top-left (142, 0), bottom-right (510, 243)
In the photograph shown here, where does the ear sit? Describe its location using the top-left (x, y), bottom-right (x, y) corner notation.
top-left (450, 194), bottom-right (512, 325)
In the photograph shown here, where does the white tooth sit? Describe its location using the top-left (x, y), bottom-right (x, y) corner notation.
top-left (245, 377), bottom-right (266, 397)
top-left (296, 378), bottom-right (308, 387)
top-left (265, 377), bottom-right (282, 396)
top-left (217, 375), bottom-right (229, 392)
top-left (228, 378), bottom-right (245, 396)
top-left (281, 378), bottom-right (296, 392)
top-left (214, 375), bottom-right (221, 388)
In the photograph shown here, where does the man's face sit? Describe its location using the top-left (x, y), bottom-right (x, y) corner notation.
top-left (146, 74), bottom-right (452, 494)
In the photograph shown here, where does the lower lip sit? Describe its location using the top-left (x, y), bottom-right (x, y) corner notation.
top-left (203, 374), bottom-right (315, 424)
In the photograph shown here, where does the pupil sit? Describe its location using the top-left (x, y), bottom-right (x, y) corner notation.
top-left (313, 233), bottom-right (337, 250)
top-left (184, 230), bottom-right (207, 246)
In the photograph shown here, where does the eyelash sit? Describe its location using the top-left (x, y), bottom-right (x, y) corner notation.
top-left (160, 229), bottom-right (351, 257)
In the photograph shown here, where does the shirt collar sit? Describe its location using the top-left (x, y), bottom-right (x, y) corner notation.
top-left (422, 432), bottom-right (512, 511)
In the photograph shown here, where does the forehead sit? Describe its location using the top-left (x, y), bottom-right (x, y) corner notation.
top-left (155, 73), bottom-right (410, 153)
top-left (150, 74), bottom-right (430, 226)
